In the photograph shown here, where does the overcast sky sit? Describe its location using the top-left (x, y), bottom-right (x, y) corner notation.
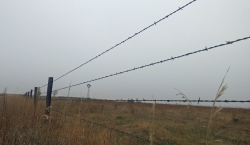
top-left (1, 0), bottom-right (249, 108)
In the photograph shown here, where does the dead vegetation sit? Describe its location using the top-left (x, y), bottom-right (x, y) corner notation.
top-left (0, 94), bottom-right (249, 145)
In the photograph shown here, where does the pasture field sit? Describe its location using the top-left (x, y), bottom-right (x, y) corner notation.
top-left (0, 95), bottom-right (249, 145)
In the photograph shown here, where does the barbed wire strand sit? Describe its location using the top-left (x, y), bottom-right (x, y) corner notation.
top-left (51, 108), bottom-right (162, 145)
top-left (40, 0), bottom-right (197, 88)
top-left (49, 99), bottom-right (250, 103)
top-left (40, 36), bottom-right (250, 94)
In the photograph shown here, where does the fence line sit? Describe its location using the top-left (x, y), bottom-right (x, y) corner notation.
top-left (56, 99), bottom-right (250, 103)
top-left (18, 0), bottom-right (249, 143)
top-left (39, 0), bottom-right (197, 88)
top-left (40, 36), bottom-right (250, 94)
top-left (51, 108), bottom-right (162, 145)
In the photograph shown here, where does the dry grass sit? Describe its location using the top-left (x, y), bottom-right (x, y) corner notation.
top-left (206, 68), bottom-right (229, 145)
top-left (0, 94), bottom-right (249, 145)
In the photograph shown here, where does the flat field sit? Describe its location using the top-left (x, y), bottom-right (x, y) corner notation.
top-left (0, 95), bottom-right (249, 145)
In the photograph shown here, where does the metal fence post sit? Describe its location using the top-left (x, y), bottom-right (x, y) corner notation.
top-left (30, 89), bottom-right (33, 98)
top-left (45, 77), bottom-right (53, 117)
top-left (34, 87), bottom-right (37, 106)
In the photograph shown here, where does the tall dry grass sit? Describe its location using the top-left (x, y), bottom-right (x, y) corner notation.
top-left (206, 68), bottom-right (229, 145)
top-left (0, 82), bottom-right (249, 144)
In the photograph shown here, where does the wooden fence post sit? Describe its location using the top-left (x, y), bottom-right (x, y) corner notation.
top-left (34, 87), bottom-right (37, 106)
top-left (30, 89), bottom-right (33, 98)
top-left (27, 92), bottom-right (30, 97)
top-left (45, 77), bottom-right (53, 117)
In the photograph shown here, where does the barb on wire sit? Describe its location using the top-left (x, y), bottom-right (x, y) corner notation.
top-left (39, 36), bottom-right (250, 94)
top-left (51, 108), bottom-right (161, 145)
top-left (39, 0), bottom-right (197, 88)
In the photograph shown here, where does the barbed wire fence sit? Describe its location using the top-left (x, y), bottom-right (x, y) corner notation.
top-left (34, 35), bottom-right (249, 144)
top-left (39, 0), bottom-right (197, 89)
top-left (49, 99), bottom-right (250, 103)
top-left (23, 36), bottom-right (250, 144)
top-left (18, 0), bottom-right (250, 143)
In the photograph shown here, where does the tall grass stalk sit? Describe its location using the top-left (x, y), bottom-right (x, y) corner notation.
top-left (206, 67), bottom-right (230, 145)
top-left (174, 88), bottom-right (192, 108)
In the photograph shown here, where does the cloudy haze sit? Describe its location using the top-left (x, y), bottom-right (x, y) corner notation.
top-left (1, 0), bottom-right (250, 108)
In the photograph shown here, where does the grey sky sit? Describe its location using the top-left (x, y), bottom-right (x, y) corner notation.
top-left (1, 0), bottom-right (250, 108)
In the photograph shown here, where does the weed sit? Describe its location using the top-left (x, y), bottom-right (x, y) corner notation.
top-left (206, 68), bottom-right (230, 145)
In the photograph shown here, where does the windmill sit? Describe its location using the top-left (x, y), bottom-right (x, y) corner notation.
top-left (87, 84), bottom-right (91, 99)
